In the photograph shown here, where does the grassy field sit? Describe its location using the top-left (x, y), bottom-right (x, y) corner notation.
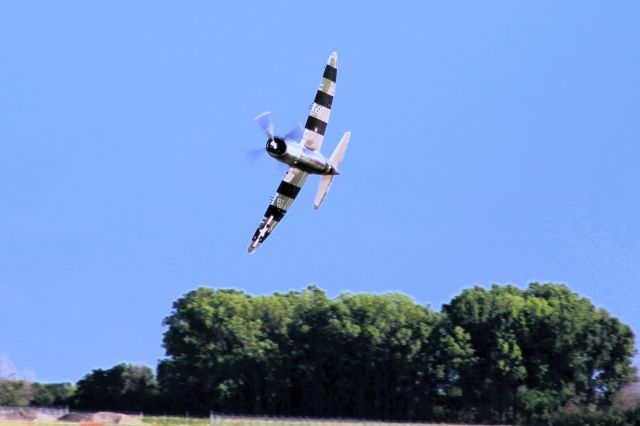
top-left (0, 423), bottom-right (469, 426)
top-left (1, 419), bottom-right (483, 426)
top-left (142, 415), bottom-right (480, 426)
top-left (0, 416), bottom-right (488, 426)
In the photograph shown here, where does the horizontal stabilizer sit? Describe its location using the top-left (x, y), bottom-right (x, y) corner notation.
top-left (314, 175), bottom-right (334, 210)
top-left (314, 131), bottom-right (350, 209)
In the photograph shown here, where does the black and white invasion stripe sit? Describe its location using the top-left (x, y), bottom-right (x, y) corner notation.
top-left (302, 52), bottom-right (337, 151)
top-left (249, 168), bottom-right (309, 250)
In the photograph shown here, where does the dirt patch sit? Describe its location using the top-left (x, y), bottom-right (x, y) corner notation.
top-left (57, 413), bottom-right (90, 423)
top-left (0, 410), bottom-right (36, 421)
top-left (0, 409), bottom-right (59, 422)
top-left (57, 412), bottom-right (141, 425)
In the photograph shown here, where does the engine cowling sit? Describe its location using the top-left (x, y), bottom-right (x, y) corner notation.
top-left (266, 137), bottom-right (287, 156)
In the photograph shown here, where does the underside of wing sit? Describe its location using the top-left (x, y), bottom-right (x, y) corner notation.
top-left (302, 52), bottom-right (337, 152)
top-left (248, 167), bottom-right (309, 253)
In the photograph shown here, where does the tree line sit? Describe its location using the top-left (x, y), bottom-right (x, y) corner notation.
top-left (2, 283), bottom-right (637, 424)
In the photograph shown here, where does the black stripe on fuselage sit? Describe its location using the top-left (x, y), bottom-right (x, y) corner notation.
top-left (314, 91), bottom-right (333, 109)
top-left (323, 65), bottom-right (337, 82)
top-left (264, 204), bottom-right (287, 222)
top-left (305, 115), bottom-right (327, 135)
top-left (277, 181), bottom-right (302, 199)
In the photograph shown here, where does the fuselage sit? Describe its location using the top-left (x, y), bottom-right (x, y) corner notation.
top-left (266, 137), bottom-right (339, 175)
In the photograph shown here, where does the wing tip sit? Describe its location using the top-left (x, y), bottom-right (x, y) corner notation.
top-left (328, 52), bottom-right (338, 68)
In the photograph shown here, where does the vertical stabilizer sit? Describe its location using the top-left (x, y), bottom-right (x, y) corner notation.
top-left (329, 131), bottom-right (350, 169)
top-left (314, 131), bottom-right (350, 209)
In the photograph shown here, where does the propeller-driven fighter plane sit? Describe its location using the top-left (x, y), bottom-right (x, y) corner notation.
top-left (248, 52), bottom-right (350, 253)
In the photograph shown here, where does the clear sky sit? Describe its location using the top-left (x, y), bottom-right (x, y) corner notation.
top-left (1, 1), bottom-right (639, 383)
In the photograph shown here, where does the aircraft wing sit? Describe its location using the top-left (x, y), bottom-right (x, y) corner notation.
top-left (302, 52), bottom-right (337, 152)
top-left (248, 167), bottom-right (309, 253)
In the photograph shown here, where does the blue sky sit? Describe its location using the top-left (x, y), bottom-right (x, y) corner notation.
top-left (1, 1), bottom-right (639, 383)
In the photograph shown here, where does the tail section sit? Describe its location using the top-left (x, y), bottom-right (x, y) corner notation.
top-left (314, 131), bottom-right (350, 209)
top-left (329, 131), bottom-right (350, 170)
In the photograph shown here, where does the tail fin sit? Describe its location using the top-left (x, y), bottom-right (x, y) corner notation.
top-left (314, 131), bottom-right (350, 209)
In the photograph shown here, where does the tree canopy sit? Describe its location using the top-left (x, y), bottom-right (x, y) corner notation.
top-left (73, 364), bottom-right (158, 411)
top-left (157, 283), bottom-right (636, 423)
top-left (2, 282), bottom-right (634, 425)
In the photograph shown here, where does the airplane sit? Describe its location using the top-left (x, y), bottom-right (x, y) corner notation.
top-left (248, 51), bottom-right (350, 254)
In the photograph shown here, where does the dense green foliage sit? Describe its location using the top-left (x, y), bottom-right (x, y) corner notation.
top-left (156, 283), bottom-right (636, 423)
top-left (158, 286), bottom-right (443, 418)
top-left (442, 283), bottom-right (637, 423)
top-left (73, 364), bottom-right (158, 411)
top-left (1, 283), bottom-right (635, 424)
top-left (30, 382), bottom-right (75, 406)
top-left (0, 364), bottom-right (152, 409)
top-left (0, 380), bottom-right (34, 406)
top-left (0, 380), bottom-right (74, 407)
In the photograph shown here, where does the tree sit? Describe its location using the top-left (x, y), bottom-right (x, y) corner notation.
top-left (159, 286), bottom-right (442, 419)
top-left (160, 288), bottom-right (276, 413)
top-left (325, 292), bottom-right (440, 419)
top-left (0, 380), bottom-right (34, 406)
top-left (442, 283), bottom-right (637, 423)
top-left (73, 364), bottom-right (157, 411)
top-left (30, 383), bottom-right (75, 406)
top-left (0, 356), bottom-right (34, 406)
top-left (158, 283), bottom-right (635, 422)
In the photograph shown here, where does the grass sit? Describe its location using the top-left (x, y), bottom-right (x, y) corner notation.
top-left (142, 415), bottom-right (471, 426)
top-left (1, 418), bottom-right (477, 426)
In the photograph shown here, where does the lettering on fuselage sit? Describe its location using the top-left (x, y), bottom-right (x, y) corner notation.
top-left (297, 149), bottom-right (329, 174)
top-left (276, 142), bottom-right (331, 175)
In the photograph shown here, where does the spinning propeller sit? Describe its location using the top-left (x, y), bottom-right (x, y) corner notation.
top-left (244, 111), bottom-right (303, 164)
top-left (255, 111), bottom-right (304, 142)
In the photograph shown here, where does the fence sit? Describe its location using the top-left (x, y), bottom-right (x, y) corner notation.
top-left (0, 405), bottom-right (69, 419)
top-left (0, 406), bottom-right (497, 426)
